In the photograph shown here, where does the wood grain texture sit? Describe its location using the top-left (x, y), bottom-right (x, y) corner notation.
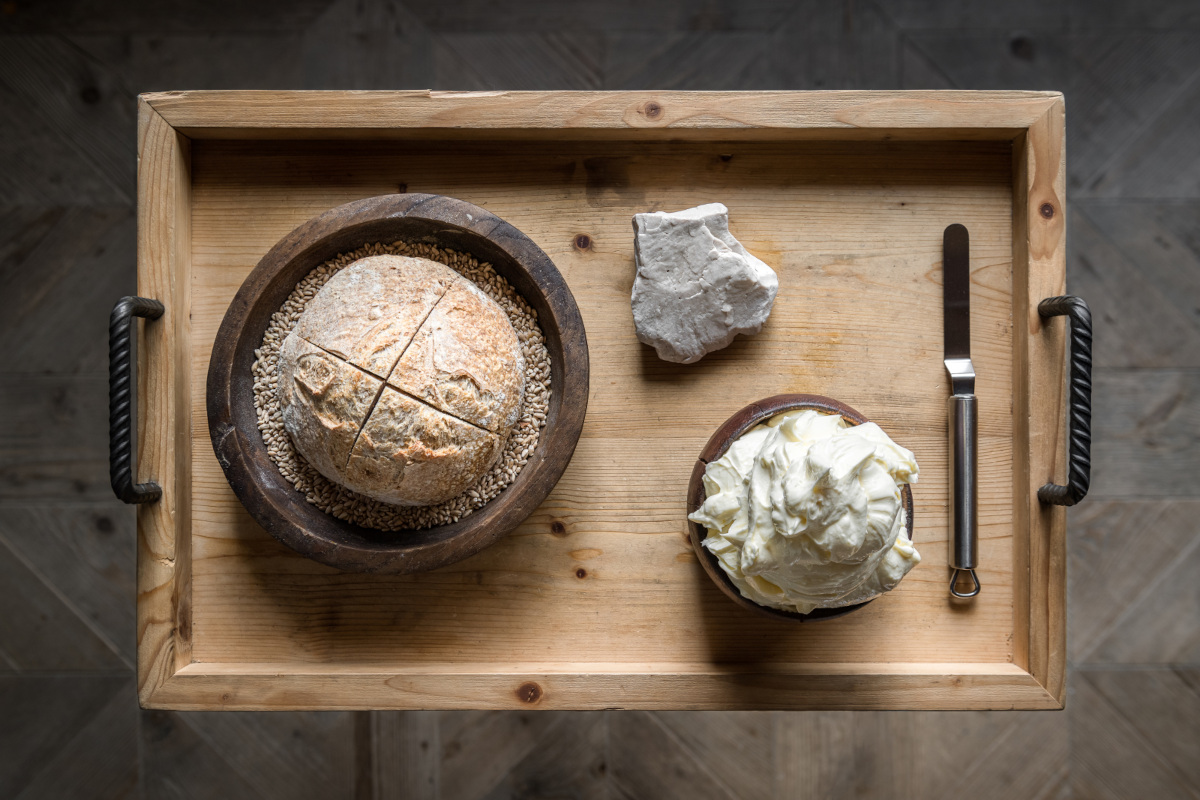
top-left (147, 662), bottom-right (1057, 711)
top-left (654, 711), bottom-right (774, 798)
top-left (1012, 99), bottom-right (1069, 704)
top-left (1069, 201), bottom-right (1200, 368)
top-left (0, 206), bottom-right (135, 373)
top-left (605, 32), bottom-right (776, 91)
top-left (776, 707), bottom-right (1069, 800)
top-left (0, 95), bottom-right (133, 205)
top-left (878, 0), bottom-right (1071, 29)
top-left (130, 91), bottom-right (1069, 711)
top-left (765, 2), bottom-right (899, 90)
top-left (0, 0), bottom-right (332, 34)
top-left (135, 98), bottom-right (193, 706)
top-left (438, 711), bottom-right (595, 799)
top-left (139, 709), bottom-right (272, 799)
top-left (1083, 69), bottom-right (1200, 199)
top-left (369, 711), bottom-right (438, 800)
top-left (0, 534), bottom-right (128, 671)
top-left (465, 712), bottom-right (607, 800)
top-left (1069, 501), bottom-right (1200, 664)
top-left (299, 0), bottom-right (435, 91)
top-left (1070, 669), bottom-right (1200, 800)
top-left (4, 1), bottom-right (1200, 795)
top-left (183, 136), bottom-right (1019, 699)
top-left (401, 0), bottom-right (800, 33)
top-left (10, 681), bottom-right (138, 800)
top-left (0, 676), bottom-right (136, 799)
top-left (1089, 369), bottom-right (1200, 498)
top-left (440, 33), bottom-right (603, 91)
top-left (906, 31), bottom-right (1200, 194)
top-left (1075, 671), bottom-right (1200, 796)
top-left (0, 36), bottom-right (136, 204)
top-left (1066, 0), bottom-right (1200, 29)
top-left (72, 32), bottom-right (306, 93)
top-left (0, 506), bottom-right (136, 666)
top-left (171, 710), bottom-right (359, 799)
top-left (0, 376), bottom-right (111, 502)
top-left (610, 711), bottom-right (744, 800)
top-left (143, 90), bottom-right (1061, 140)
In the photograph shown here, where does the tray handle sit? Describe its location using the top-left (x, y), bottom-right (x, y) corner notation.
top-left (110, 296), bottom-right (164, 504)
top-left (1037, 295), bottom-right (1092, 506)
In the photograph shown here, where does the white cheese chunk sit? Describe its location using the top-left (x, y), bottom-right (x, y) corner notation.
top-left (631, 203), bottom-right (778, 364)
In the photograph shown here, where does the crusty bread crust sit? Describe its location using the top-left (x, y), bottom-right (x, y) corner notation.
top-left (388, 278), bottom-right (526, 433)
top-left (277, 255), bottom-right (526, 507)
top-left (278, 334), bottom-right (383, 485)
top-left (293, 254), bottom-right (457, 377)
top-left (345, 387), bottom-right (502, 506)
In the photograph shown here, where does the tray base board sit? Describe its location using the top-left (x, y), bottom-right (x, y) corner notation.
top-left (135, 91), bottom-right (1069, 710)
top-left (190, 140), bottom-right (1013, 667)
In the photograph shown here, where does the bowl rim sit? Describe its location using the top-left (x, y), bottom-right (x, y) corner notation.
top-left (206, 193), bottom-right (589, 574)
top-left (685, 393), bottom-right (916, 622)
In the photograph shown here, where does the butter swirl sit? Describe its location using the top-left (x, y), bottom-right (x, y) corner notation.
top-left (689, 409), bottom-right (920, 614)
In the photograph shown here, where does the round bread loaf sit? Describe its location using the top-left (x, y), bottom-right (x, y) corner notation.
top-left (278, 254), bottom-right (526, 506)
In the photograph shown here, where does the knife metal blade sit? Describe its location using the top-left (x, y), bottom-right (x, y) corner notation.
top-left (943, 223), bottom-right (980, 598)
top-left (943, 223), bottom-right (974, 394)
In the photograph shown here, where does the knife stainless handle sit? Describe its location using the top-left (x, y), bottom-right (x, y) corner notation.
top-left (948, 394), bottom-right (980, 597)
top-left (943, 223), bottom-right (980, 598)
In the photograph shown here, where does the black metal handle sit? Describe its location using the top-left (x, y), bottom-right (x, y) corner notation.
top-left (1037, 296), bottom-right (1092, 506)
top-left (110, 296), bottom-right (164, 504)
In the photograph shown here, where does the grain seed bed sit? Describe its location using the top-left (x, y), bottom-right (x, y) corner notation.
top-left (251, 240), bottom-right (552, 531)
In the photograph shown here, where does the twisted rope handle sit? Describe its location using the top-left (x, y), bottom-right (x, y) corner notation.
top-left (110, 296), bottom-right (164, 504)
top-left (1037, 296), bottom-right (1092, 506)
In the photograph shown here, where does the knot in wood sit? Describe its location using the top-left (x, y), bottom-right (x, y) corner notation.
top-left (516, 681), bottom-right (543, 704)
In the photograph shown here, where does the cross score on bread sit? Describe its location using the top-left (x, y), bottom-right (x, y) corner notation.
top-left (278, 255), bottom-right (526, 507)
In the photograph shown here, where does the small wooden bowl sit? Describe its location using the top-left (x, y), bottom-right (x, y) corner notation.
top-left (686, 394), bottom-right (915, 622)
top-left (207, 194), bottom-right (589, 574)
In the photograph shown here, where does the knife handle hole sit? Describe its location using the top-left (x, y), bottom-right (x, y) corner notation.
top-left (1039, 203), bottom-right (1055, 219)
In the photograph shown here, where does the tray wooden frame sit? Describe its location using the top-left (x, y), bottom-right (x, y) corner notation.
top-left (136, 91), bottom-right (1067, 711)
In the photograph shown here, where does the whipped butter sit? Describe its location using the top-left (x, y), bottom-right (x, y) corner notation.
top-left (688, 409), bottom-right (920, 614)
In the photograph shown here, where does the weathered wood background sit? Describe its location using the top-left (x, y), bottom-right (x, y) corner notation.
top-left (1, 0), bottom-right (1197, 798)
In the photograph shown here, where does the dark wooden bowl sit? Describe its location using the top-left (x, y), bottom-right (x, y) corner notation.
top-left (207, 194), bottom-right (589, 574)
top-left (686, 394), bottom-right (915, 622)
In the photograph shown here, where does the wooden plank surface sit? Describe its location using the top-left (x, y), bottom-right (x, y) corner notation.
top-left (0, 676), bottom-right (137, 800)
top-left (177, 137), bottom-right (1019, 695)
top-left (368, 711), bottom-right (439, 800)
top-left (775, 706), bottom-right (1070, 799)
top-left (0, 206), bottom-right (135, 373)
top-left (1070, 668), bottom-right (1200, 799)
top-left (2, 0), bottom-right (1198, 791)
top-left (1069, 202), bottom-right (1200, 369)
top-left (1015, 101), bottom-right (1068, 703)
top-left (135, 99), bottom-right (193, 706)
top-left (904, 31), bottom-right (1200, 195)
top-left (145, 89), bottom-right (1060, 140)
top-left (149, 662), bottom-right (1057, 711)
top-left (1069, 501), bottom-right (1200, 665)
top-left (0, 376), bottom-right (111, 502)
top-left (0, 506), bottom-right (135, 668)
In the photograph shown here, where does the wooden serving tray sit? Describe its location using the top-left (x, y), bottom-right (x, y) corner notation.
top-left (135, 90), bottom-right (1069, 711)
